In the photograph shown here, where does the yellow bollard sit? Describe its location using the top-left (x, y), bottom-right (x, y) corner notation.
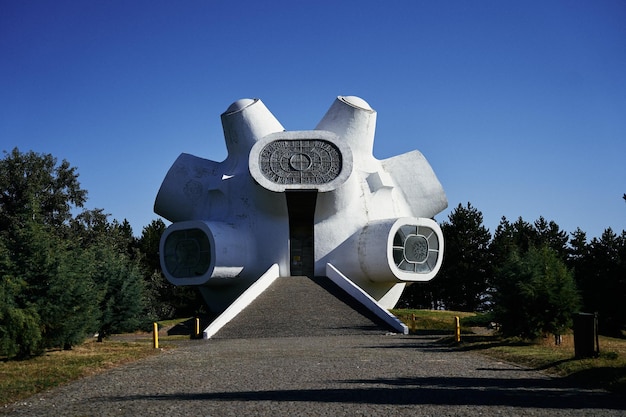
top-left (153, 322), bottom-right (159, 349)
top-left (195, 317), bottom-right (200, 338)
top-left (454, 316), bottom-right (461, 343)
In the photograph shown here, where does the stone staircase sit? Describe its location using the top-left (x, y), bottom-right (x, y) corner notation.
top-left (212, 276), bottom-right (393, 339)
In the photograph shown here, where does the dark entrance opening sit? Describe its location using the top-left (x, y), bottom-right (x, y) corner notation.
top-left (286, 191), bottom-right (317, 277)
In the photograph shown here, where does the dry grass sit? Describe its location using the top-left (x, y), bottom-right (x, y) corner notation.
top-left (391, 308), bottom-right (478, 334)
top-left (482, 333), bottom-right (626, 393)
top-left (392, 309), bottom-right (626, 394)
top-left (0, 318), bottom-right (197, 407)
top-left (0, 337), bottom-right (170, 406)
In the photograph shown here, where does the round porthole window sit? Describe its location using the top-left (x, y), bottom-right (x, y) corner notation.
top-left (163, 228), bottom-right (211, 278)
top-left (392, 225), bottom-right (440, 274)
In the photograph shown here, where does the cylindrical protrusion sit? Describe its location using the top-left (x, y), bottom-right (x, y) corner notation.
top-left (325, 217), bottom-right (443, 284)
top-left (359, 217), bottom-right (444, 282)
top-left (221, 98), bottom-right (285, 157)
top-left (154, 153), bottom-right (224, 223)
top-left (315, 95), bottom-right (377, 165)
top-left (195, 318), bottom-right (200, 338)
top-left (455, 316), bottom-right (461, 343)
top-left (159, 220), bottom-right (253, 286)
top-left (153, 322), bottom-right (159, 349)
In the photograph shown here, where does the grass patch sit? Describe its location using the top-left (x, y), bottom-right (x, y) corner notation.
top-left (480, 334), bottom-right (626, 394)
top-left (392, 309), bottom-right (626, 394)
top-left (0, 318), bottom-right (199, 406)
top-left (155, 317), bottom-right (193, 329)
top-left (391, 309), bottom-right (480, 334)
top-left (0, 336), bottom-right (179, 406)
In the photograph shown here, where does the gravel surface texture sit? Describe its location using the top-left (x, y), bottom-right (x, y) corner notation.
top-left (3, 334), bottom-right (625, 417)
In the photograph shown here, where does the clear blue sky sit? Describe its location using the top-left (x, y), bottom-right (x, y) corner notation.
top-left (2, 1), bottom-right (625, 240)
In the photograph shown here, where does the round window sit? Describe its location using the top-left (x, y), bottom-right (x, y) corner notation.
top-left (163, 228), bottom-right (211, 278)
top-left (392, 225), bottom-right (440, 274)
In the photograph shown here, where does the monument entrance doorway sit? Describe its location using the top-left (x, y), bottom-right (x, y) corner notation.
top-left (286, 191), bottom-right (317, 277)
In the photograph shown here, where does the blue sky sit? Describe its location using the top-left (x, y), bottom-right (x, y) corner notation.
top-left (2, 1), bottom-right (625, 240)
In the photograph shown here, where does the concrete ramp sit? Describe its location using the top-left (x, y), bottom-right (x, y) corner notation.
top-left (211, 276), bottom-right (394, 339)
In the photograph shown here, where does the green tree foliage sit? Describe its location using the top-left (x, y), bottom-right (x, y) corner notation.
top-left (0, 149), bottom-right (149, 358)
top-left (0, 148), bottom-right (94, 356)
top-left (402, 204), bottom-right (624, 338)
top-left (68, 207), bottom-right (149, 338)
top-left (399, 203), bottom-right (492, 310)
top-left (572, 228), bottom-right (626, 336)
top-left (493, 246), bottom-right (580, 339)
top-left (0, 240), bottom-right (41, 358)
top-left (534, 217), bottom-right (569, 260)
top-left (19, 221), bottom-right (98, 351)
top-left (138, 220), bottom-right (173, 319)
top-left (90, 243), bottom-right (146, 339)
top-left (490, 216), bottom-right (569, 263)
top-left (0, 148), bottom-right (86, 232)
top-left (438, 203), bottom-right (493, 311)
top-left (490, 217), bottom-right (535, 276)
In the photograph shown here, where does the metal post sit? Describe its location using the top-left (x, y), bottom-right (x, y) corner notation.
top-left (195, 317), bottom-right (200, 338)
top-left (454, 316), bottom-right (461, 343)
top-left (153, 322), bottom-right (159, 349)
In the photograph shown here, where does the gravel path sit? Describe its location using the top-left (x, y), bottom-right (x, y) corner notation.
top-left (2, 334), bottom-right (625, 416)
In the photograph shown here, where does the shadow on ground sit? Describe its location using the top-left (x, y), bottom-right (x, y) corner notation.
top-left (101, 374), bottom-right (626, 410)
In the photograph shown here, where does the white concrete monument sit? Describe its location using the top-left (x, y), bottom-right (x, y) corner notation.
top-left (155, 96), bottom-right (447, 315)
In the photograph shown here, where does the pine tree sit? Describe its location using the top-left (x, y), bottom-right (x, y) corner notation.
top-left (0, 149), bottom-right (149, 354)
top-left (438, 203), bottom-right (493, 311)
top-left (90, 242), bottom-right (146, 339)
top-left (0, 239), bottom-right (42, 358)
top-left (493, 246), bottom-right (580, 340)
top-left (14, 220), bottom-right (97, 350)
top-left (580, 228), bottom-right (626, 336)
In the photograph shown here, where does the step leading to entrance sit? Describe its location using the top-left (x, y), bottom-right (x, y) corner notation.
top-left (211, 276), bottom-right (395, 339)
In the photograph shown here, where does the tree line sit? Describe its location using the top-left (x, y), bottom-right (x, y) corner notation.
top-left (400, 202), bottom-right (626, 339)
top-left (2, 149), bottom-right (623, 358)
top-left (0, 149), bottom-right (203, 359)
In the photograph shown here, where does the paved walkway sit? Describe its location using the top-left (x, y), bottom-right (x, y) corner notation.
top-left (2, 334), bottom-right (625, 416)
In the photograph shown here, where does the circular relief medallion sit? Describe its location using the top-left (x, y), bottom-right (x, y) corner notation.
top-left (404, 235), bottom-right (429, 263)
top-left (259, 139), bottom-right (342, 185)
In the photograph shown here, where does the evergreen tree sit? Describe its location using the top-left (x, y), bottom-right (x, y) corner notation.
top-left (579, 228), bottom-right (626, 336)
top-left (568, 228), bottom-right (589, 266)
top-left (491, 215), bottom-right (568, 261)
top-left (90, 242), bottom-right (146, 339)
top-left (534, 217), bottom-right (569, 260)
top-left (14, 220), bottom-right (97, 351)
top-left (0, 149), bottom-right (96, 353)
top-left (0, 149), bottom-right (149, 354)
top-left (490, 217), bottom-right (511, 264)
top-left (138, 219), bottom-right (205, 319)
top-left (437, 203), bottom-right (492, 311)
top-left (0, 238), bottom-right (42, 358)
top-left (493, 246), bottom-right (580, 340)
top-left (71, 212), bottom-right (149, 339)
top-left (568, 228), bottom-right (592, 307)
